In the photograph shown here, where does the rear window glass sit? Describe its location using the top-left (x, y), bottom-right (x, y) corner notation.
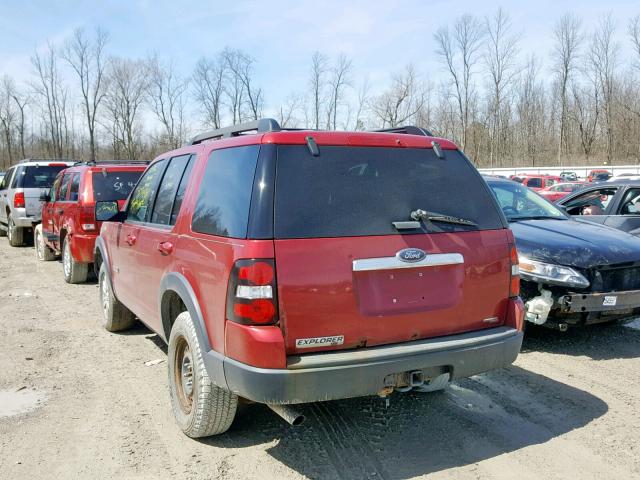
top-left (14, 165), bottom-right (67, 188)
top-left (92, 171), bottom-right (143, 201)
top-left (192, 146), bottom-right (259, 238)
top-left (274, 146), bottom-right (503, 238)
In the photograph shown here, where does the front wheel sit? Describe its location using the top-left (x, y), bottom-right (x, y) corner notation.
top-left (7, 214), bottom-right (23, 246)
top-left (62, 236), bottom-right (88, 283)
top-left (168, 311), bottom-right (238, 437)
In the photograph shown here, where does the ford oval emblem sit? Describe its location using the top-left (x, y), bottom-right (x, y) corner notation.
top-left (396, 248), bottom-right (427, 263)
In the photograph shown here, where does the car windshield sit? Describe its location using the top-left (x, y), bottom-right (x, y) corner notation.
top-left (488, 180), bottom-right (568, 221)
top-left (92, 171), bottom-right (142, 201)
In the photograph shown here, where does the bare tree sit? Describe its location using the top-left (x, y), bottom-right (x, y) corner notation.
top-left (192, 56), bottom-right (225, 129)
top-left (103, 57), bottom-right (149, 160)
top-left (370, 65), bottom-right (425, 127)
top-left (352, 77), bottom-right (371, 130)
top-left (552, 14), bottom-right (582, 161)
top-left (309, 52), bottom-right (328, 129)
top-left (434, 14), bottom-right (485, 150)
top-left (0, 76), bottom-right (17, 166)
top-left (589, 14), bottom-right (619, 163)
top-left (223, 48), bottom-right (263, 121)
top-left (326, 54), bottom-right (352, 129)
top-left (148, 55), bottom-right (189, 149)
top-left (277, 93), bottom-right (304, 127)
top-left (31, 42), bottom-right (68, 158)
top-left (484, 8), bottom-right (520, 166)
top-left (61, 28), bottom-right (108, 161)
top-left (630, 15), bottom-right (640, 69)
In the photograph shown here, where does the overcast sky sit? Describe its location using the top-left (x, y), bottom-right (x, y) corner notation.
top-left (1, 0), bottom-right (639, 112)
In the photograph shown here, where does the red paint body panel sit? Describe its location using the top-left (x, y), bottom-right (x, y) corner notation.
top-left (274, 229), bottom-right (512, 355)
top-left (224, 322), bottom-right (286, 369)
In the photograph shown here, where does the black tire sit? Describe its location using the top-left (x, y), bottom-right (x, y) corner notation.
top-left (35, 224), bottom-right (56, 261)
top-left (62, 236), bottom-right (88, 283)
top-left (98, 263), bottom-right (135, 332)
top-left (7, 214), bottom-right (23, 247)
top-left (0, 222), bottom-right (6, 237)
top-left (168, 311), bottom-right (238, 438)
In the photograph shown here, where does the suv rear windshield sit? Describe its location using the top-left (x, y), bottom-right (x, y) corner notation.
top-left (92, 171), bottom-right (142, 201)
top-left (274, 146), bottom-right (503, 238)
top-left (13, 165), bottom-right (67, 188)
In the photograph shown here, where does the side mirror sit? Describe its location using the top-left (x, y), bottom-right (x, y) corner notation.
top-left (95, 200), bottom-right (125, 222)
top-left (39, 188), bottom-right (51, 202)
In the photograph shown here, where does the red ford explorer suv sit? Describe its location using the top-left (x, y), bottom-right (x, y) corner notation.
top-left (36, 161), bottom-right (146, 283)
top-left (94, 119), bottom-right (524, 438)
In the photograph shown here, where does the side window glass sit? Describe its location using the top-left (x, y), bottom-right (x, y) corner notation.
top-left (192, 145), bottom-right (259, 238)
top-left (565, 188), bottom-right (618, 216)
top-left (0, 168), bottom-right (12, 190)
top-left (527, 178), bottom-right (542, 188)
top-left (619, 189), bottom-right (640, 215)
top-left (150, 155), bottom-right (191, 226)
top-left (170, 156), bottom-right (195, 225)
top-left (69, 173), bottom-right (81, 202)
top-left (59, 174), bottom-right (73, 201)
top-left (127, 160), bottom-right (167, 223)
top-left (10, 167), bottom-right (23, 188)
top-left (50, 175), bottom-right (63, 202)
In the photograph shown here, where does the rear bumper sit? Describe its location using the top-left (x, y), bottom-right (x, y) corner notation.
top-left (10, 208), bottom-right (37, 228)
top-left (210, 326), bottom-right (523, 404)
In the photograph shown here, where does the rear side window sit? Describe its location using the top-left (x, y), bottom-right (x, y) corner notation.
top-left (151, 155), bottom-right (191, 225)
top-left (59, 174), bottom-right (73, 201)
top-left (274, 146), bottom-right (503, 239)
top-left (69, 173), bottom-right (81, 201)
top-left (92, 171), bottom-right (142, 202)
top-left (14, 165), bottom-right (67, 188)
top-left (192, 146), bottom-right (259, 238)
top-left (170, 156), bottom-right (194, 225)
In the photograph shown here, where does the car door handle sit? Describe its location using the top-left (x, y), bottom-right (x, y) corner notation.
top-left (56, 209), bottom-right (64, 215)
top-left (158, 241), bottom-right (174, 256)
top-left (125, 234), bottom-right (137, 246)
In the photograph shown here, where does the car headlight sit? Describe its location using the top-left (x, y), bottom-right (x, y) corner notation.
top-left (518, 255), bottom-right (590, 288)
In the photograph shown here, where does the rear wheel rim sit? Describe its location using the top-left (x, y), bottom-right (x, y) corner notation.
top-left (100, 273), bottom-right (110, 315)
top-left (36, 231), bottom-right (43, 259)
top-left (63, 241), bottom-right (71, 278)
top-left (173, 337), bottom-right (194, 414)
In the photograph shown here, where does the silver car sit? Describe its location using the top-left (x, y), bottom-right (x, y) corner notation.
top-left (0, 159), bottom-right (75, 246)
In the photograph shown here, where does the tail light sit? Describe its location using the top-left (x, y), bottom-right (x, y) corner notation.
top-left (80, 206), bottom-right (96, 231)
top-left (509, 244), bottom-right (520, 297)
top-left (14, 192), bottom-right (25, 208)
top-left (226, 259), bottom-right (278, 325)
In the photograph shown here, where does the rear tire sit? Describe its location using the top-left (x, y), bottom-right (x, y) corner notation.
top-left (7, 214), bottom-right (23, 247)
top-left (62, 236), bottom-right (88, 283)
top-left (168, 311), bottom-right (238, 437)
top-left (35, 225), bottom-right (56, 261)
top-left (99, 263), bottom-right (135, 332)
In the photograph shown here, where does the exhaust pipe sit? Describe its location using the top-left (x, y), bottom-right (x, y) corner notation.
top-left (267, 404), bottom-right (306, 426)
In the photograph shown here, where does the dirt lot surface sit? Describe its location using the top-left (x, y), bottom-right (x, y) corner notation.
top-left (1, 239), bottom-right (640, 480)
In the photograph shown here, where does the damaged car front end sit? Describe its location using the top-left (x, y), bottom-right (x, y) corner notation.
top-left (487, 177), bottom-right (640, 329)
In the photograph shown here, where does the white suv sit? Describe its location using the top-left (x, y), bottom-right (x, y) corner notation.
top-left (0, 159), bottom-right (74, 246)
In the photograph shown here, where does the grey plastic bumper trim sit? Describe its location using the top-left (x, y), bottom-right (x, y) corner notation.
top-left (352, 253), bottom-right (464, 272)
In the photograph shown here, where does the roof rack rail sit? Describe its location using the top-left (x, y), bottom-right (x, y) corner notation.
top-left (190, 118), bottom-right (282, 145)
top-left (18, 158), bottom-right (77, 164)
top-left (72, 160), bottom-right (150, 167)
top-left (371, 126), bottom-right (434, 137)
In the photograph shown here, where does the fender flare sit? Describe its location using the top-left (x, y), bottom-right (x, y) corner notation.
top-left (159, 272), bottom-right (227, 389)
top-left (93, 236), bottom-right (112, 286)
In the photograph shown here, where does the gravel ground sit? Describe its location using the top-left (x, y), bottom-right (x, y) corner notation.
top-left (1, 239), bottom-right (639, 480)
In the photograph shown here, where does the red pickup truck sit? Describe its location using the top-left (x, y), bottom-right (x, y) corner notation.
top-left (35, 162), bottom-right (146, 283)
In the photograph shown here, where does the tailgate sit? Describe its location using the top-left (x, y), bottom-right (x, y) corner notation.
top-left (275, 229), bottom-right (511, 354)
top-left (24, 191), bottom-right (43, 219)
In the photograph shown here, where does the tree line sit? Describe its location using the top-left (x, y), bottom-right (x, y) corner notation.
top-left (1, 9), bottom-right (640, 170)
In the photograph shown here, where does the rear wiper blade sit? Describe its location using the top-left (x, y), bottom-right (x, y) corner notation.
top-left (410, 209), bottom-right (477, 226)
